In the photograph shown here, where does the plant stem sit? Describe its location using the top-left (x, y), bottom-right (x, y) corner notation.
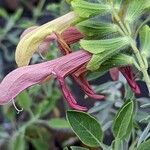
top-left (114, 138), bottom-right (121, 150)
top-left (113, 10), bottom-right (150, 94)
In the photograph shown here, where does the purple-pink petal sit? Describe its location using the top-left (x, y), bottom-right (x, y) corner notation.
top-left (119, 66), bottom-right (141, 94)
top-left (0, 51), bottom-right (91, 109)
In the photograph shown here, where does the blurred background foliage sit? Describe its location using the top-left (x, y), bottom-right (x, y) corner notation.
top-left (0, 0), bottom-right (149, 150)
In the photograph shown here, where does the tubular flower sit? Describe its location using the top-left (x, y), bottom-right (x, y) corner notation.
top-left (20, 25), bottom-right (103, 100)
top-left (109, 67), bottom-right (141, 94)
top-left (0, 51), bottom-right (91, 110)
top-left (0, 50), bottom-right (104, 111)
top-left (55, 30), bottom-right (104, 100)
top-left (0, 13), bottom-right (104, 111)
top-left (15, 11), bottom-right (78, 67)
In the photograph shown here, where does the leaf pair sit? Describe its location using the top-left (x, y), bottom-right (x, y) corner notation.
top-left (77, 19), bottom-right (120, 37)
top-left (80, 37), bottom-right (130, 70)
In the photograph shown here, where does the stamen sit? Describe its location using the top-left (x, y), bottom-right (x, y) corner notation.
top-left (12, 99), bottom-right (23, 114)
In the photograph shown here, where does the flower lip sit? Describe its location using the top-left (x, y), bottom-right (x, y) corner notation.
top-left (0, 50), bottom-right (91, 111)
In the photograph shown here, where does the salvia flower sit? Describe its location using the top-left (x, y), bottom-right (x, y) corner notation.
top-left (0, 50), bottom-right (104, 111)
top-left (15, 11), bottom-right (78, 67)
top-left (109, 67), bottom-right (141, 94)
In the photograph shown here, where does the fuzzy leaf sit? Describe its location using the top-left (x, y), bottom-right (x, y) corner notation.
top-left (87, 53), bottom-right (133, 78)
top-left (71, 0), bottom-right (112, 18)
top-left (139, 25), bottom-right (150, 58)
top-left (80, 37), bottom-right (129, 54)
top-left (112, 99), bottom-right (134, 139)
top-left (81, 37), bottom-right (130, 71)
top-left (67, 110), bottom-right (103, 147)
top-left (125, 0), bottom-right (150, 24)
top-left (77, 19), bottom-right (119, 36)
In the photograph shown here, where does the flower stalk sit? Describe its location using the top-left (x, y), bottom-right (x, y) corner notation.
top-left (112, 8), bottom-right (150, 94)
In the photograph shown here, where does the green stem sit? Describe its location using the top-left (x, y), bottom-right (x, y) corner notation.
top-left (114, 138), bottom-right (121, 150)
top-left (130, 41), bottom-right (150, 93)
top-left (113, 10), bottom-right (150, 94)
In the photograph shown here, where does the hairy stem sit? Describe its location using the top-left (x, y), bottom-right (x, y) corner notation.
top-left (113, 10), bottom-right (150, 94)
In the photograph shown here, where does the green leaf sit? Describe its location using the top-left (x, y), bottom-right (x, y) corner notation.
top-left (112, 99), bottom-right (134, 139)
top-left (71, 0), bottom-right (112, 18)
top-left (9, 133), bottom-right (25, 150)
top-left (70, 146), bottom-right (89, 150)
top-left (48, 118), bottom-right (70, 129)
top-left (87, 53), bottom-right (133, 78)
top-left (80, 37), bottom-right (130, 70)
top-left (77, 19), bottom-right (119, 36)
top-left (0, 7), bottom-right (9, 19)
top-left (16, 91), bottom-right (31, 110)
top-left (135, 139), bottom-right (150, 150)
top-left (139, 25), bottom-right (150, 58)
top-left (125, 0), bottom-right (150, 24)
top-left (80, 37), bottom-right (129, 54)
top-left (67, 110), bottom-right (103, 147)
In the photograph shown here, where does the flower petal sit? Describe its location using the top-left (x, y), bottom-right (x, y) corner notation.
top-left (119, 67), bottom-right (141, 94)
top-left (0, 51), bottom-right (91, 107)
top-left (15, 12), bottom-right (78, 67)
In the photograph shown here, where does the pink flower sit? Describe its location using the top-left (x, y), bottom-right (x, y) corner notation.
top-left (0, 50), bottom-right (104, 111)
top-left (109, 67), bottom-right (140, 94)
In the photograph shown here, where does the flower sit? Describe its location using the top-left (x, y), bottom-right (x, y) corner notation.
top-left (109, 66), bottom-right (141, 94)
top-left (15, 12), bottom-right (78, 67)
top-left (0, 50), bottom-right (104, 111)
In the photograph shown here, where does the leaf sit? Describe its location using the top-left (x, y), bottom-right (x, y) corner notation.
top-left (9, 133), bottom-right (25, 150)
top-left (71, 0), bottom-right (112, 18)
top-left (77, 19), bottom-right (119, 36)
top-left (135, 139), bottom-right (150, 150)
top-left (81, 37), bottom-right (130, 70)
top-left (70, 146), bottom-right (89, 150)
top-left (67, 110), bottom-right (103, 147)
top-left (87, 53), bottom-right (133, 77)
top-left (112, 99), bottom-right (134, 139)
top-left (16, 91), bottom-right (32, 110)
top-left (139, 25), bottom-right (150, 58)
top-left (137, 122), bottom-right (150, 147)
top-left (0, 7), bottom-right (9, 19)
top-left (48, 118), bottom-right (70, 129)
top-left (80, 37), bottom-right (129, 54)
top-left (125, 0), bottom-right (150, 24)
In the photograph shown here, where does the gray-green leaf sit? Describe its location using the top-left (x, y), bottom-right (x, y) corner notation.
top-left (67, 110), bottom-right (103, 147)
top-left (125, 0), bottom-right (150, 24)
top-left (139, 25), bottom-right (150, 58)
top-left (112, 99), bottom-right (134, 139)
top-left (71, 0), bottom-right (112, 18)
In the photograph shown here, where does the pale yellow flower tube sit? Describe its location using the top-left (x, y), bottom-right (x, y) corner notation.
top-left (15, 11), bottom-right (78, 67)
